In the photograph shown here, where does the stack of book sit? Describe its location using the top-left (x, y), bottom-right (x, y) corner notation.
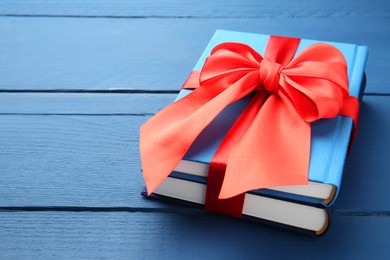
top-left (142, 30), bottom-right (368, 235)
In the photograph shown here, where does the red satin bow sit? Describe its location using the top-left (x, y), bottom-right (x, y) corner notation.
top-left (140, 36), bottom-right (359, 201)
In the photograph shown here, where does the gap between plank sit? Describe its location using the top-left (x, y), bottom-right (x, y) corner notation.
top-left (0, 89), bottom-right (179, 94)
top-left (0, 89), bottom-right (388, 96)
top-left (0, 113), bottom-right (154, 116)
top-left (0, 206), bottom-right (389, 217)
top-left (0, 14), bottom-right (214, 19)
top-left (2, 14), bottom-right (377, 19)
top-left (0, 14), bottom-right (225, 19)
top-left (363, 93), bottom-right (390, 96)
top-left (0, 206), bottom-right (200, 214)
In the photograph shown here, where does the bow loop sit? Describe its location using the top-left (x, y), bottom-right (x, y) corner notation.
top-left (200, 43), bottom-right (262, 90)
top-left (279, 43), bottom-right (349, 122)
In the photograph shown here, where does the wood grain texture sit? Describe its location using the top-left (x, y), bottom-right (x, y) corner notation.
top-left (0, 0), bottom-right (388, 18)
top-left (0, 115), bottom-right (149, 207)
top-left (0, 95), bottom-right (389, 211)
top-left (0, 93), bottom-right (175, 115)
top-left (0, 0), bottom-right (389, 257)
top-left (0, 211), bottom-right (389, 259)
top-left (337, 95), bottom-right (390, 210)
top-left (0, 17), bottom-right (388, 93)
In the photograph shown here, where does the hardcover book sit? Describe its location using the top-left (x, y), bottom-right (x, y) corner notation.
top-left (142, 30), bottom-right (368, 235)
top-left (147, 175), bottom-right (332, 235)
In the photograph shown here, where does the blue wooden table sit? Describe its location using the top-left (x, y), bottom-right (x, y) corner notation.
top-left (1, 1), bottom-right (389, 259)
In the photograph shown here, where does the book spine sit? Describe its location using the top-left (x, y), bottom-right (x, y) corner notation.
top-left (350, 45), bottom-right (369, 99)
top-left (324, 45), bottom-right (369, 206)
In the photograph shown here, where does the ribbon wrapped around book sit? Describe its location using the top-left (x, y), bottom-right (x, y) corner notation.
top-left (140, 35), bottom-right (359, 217)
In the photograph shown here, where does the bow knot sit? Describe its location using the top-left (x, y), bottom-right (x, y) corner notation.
top-left (258, 58), bottom-right (282, 93)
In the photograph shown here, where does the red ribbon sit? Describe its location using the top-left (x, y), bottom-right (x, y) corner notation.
top-left (140, 35), bottom-right (359, 217)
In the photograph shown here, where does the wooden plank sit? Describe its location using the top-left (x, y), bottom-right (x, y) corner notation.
top-left (0, 17), bottom-right (388, 93)
top-left (0, 95), bottom-right (389, 211)
top-left (337, 95), bottom-right (390, 210)
top-left (0, 115), bottom-right (151, 207)
top-left (0, 93), bottom-right (175, 115)
top-left (0, 211), bottom-right (389, 259)
top-left (0, 0), bottom-right (388, 18)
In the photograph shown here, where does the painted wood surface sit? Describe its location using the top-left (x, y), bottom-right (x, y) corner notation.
top-left (0, 93), bottom-right (175, 115)
top-left (1, 0), bottom-right (389, 258)
top-left (1, 0), bottom-right (388, 18)
top-left (0, 17), bottom-right (388, 93)
top-left (1, 212), bottom-right (389, 259)
top-left (0, 95), bottom-right (389, 212)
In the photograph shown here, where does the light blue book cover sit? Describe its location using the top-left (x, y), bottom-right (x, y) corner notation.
top-left (172, 30), bottom-right (368, 206)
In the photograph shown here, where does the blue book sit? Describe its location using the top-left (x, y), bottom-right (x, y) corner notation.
top-left (145, 30), bottom-right (367, 235)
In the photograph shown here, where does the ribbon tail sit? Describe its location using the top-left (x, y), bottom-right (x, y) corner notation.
top-left (205, 92), bottom-right (268, 217)
top-left (140, 73), bottom-right (258, 195)
top-left (219, 94), bottom-right (311, 199)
